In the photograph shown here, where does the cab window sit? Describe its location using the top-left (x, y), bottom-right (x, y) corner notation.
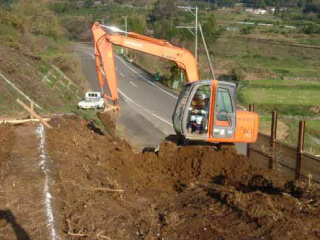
top-left (215, 88), bottom-right (233, 123)
top-left (173, 85), bottom-right (191, 133)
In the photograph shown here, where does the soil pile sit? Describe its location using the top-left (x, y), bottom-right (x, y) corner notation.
top-left (46, 115), bottom-right (320, 239)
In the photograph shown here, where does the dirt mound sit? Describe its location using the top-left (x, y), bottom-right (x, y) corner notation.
top-left (46, 115), bottom-right (320, 239)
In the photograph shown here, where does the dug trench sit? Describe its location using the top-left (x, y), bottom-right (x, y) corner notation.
top-left (44, 115), bottom-right (320, 239)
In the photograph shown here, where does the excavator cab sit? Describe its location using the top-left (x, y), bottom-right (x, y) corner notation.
top-left (173, 80), bottom-right (259, 143)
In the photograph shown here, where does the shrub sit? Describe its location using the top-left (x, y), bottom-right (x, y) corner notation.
top-left (240, 25), bottom-right (255, 35)
top-left (14, 0), bottom-right (62, 38)
top-left (301, 23), bottom-right (320, 34)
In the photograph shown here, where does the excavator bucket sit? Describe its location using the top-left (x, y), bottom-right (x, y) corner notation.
top-left (96, 112), bottom-right (116, 135)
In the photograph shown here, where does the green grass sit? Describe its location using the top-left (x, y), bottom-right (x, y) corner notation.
top-left (240, 88), bottom-right (320, 105)
top-left (70, 85), bottom-right (78, 93)
top-left (61, 77), bottom-right (69, 85)
top-left (258, 115), bottom-right (272, 135)
top-left (306, 120), bottom-right (320, 138)
top-left (47, 74), bottom-right (59, 87)
top-left (244, 79), bottom-right (320, 89)
top-left (0, 23), bottom-right (19, 46)
top-left (238, 79), bottom-right (320, 116)
top-left (39, 62), bottom-right (51, 75)
top-left (214, 34), bottom-right (320, 79)
top-left (71, 108), bottom-right (105, 130)
top-left (236, 56), bottom-right (320, 78)
top-left (281, 119), bottom-right (320, 155)
top-left (297, 38), bottom-right (320, 46)
top-left (64, 93), bottom-right (73, 101)
top-left (53, 68), bottom-right (62, 79)
top-left (56, 81), bottom-right (66, 91)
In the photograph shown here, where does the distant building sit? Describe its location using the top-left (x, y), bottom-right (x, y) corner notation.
top-left (245, 8), bottom-right (254, 13)
top-left (245, 8), bottom-right (267, 15)
top-left (226, 26), bottom-right (239, 32)
top-left (256, 9), bottom-right (267, 14)
top-left (45, 0), bottom-right (67, 2)
top-left (267, 7), bottom-right (276, 13)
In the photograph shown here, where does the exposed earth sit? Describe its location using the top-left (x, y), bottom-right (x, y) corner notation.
top-left (1, 115), bottom-right (320, 239)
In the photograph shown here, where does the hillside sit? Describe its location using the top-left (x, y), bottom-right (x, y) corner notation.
top-left (0, 1), bottom-right (89, 117)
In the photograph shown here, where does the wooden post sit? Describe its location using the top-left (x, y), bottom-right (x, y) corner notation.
top-left (0, 118), bottom-right (50, 124)
top-left (30, 101), bottom-right (35, 119)
top-left (246, 104), bottom-right (255, 158)
top-left (295, 121), bottom-right (305, 180)
top-left (249, 104), bottom-right (255, 113)
top-left (16, 99), bottom-right (53, 129)
top-left (269, 111), bottom-right (277, 169)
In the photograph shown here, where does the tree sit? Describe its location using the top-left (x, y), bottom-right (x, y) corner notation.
top-left (302, 22), bottom-right (320, 33)
top-left (0, 0), bottom-right (14, 4)
top-left (14, 0), bottom-right (62, 38)
top-left (148, 0), bottom-right (178, 24)
top-left (148, 0), bottom-right (178, 40)
top-left (153, 19), bottom-right (178, 40)
top-left (83, 0), bottom-right (94, 8)
top-left (216, 0), bottom-right (237, 7)
top-left (202, 14), bottom-right (220, 42)
top-left (303, 0), bottom-right (320, 13)
top-left (128, 15), bottom-right (146, 34)
top-left (0, 0), bottom-right (15, 8)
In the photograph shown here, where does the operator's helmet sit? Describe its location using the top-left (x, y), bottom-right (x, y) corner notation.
top-left (200, 93), bottom-right (209, 100)
top-left (195, 93), bottom-right (207, 100)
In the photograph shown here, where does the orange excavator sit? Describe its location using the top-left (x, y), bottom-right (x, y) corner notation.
top-left (92, 22), bottom-right (259, 143)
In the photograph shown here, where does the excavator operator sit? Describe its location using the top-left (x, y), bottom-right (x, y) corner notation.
top-left (187, 92), bottom-right (210, 134)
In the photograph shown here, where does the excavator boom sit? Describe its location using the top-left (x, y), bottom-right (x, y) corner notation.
top-left (92, 22), bottom-right (199, 106)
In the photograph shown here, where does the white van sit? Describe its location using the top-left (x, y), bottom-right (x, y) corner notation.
top-left (78, 92), bottom-right (105, 109)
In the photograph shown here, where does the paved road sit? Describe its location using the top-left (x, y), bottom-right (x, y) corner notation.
top-left (76, 45), bottom-right (176, 149)
top-left (76, 44), bottom-right (247, 154)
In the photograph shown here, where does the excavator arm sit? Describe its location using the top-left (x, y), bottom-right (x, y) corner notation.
top-left (92, 22), bottom-right (199, 107)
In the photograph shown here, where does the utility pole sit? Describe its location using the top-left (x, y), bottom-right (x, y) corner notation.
top-left (123, 16), bottom-right (128, 56)
top-left (195, 6), bottom-right (198, 62)
top-left (177, 6), bottom-right (198, 63)
top-left (177, 6), bottom-right (216, 80)
top-left (124, 16), bottom-right (128, 37)
top-left (198, 23), bottom-right (216, 79)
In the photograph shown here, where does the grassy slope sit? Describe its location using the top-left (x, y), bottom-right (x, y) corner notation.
top-left (0, 3), bottom-right (89, 116)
